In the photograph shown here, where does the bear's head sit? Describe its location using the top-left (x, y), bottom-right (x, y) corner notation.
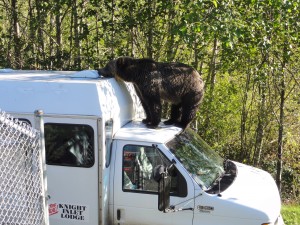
top-left (98, 57), bottom-right (135, 82)
top-left (97, 59), bottom-right (117, 78)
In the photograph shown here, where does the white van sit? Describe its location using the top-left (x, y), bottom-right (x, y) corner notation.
top-left (0, 69), bottom-right (284, 225)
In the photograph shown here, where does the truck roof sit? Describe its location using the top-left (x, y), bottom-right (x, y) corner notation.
top-left (0, 69), bottom-right (144, 128)
top-left (115, 120), bottom-right (182, 144)
top-left (0, 69), bottom-right (100, 83)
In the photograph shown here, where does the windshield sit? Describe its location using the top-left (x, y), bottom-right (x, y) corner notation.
top-left (166, 128), bottom-right (224, 190)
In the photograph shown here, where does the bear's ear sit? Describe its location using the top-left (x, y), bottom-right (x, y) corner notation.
top-left (116, 57), bottom-right (132, 69)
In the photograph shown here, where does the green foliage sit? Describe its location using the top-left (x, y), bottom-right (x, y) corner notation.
top-left (282, 204), bottom-right (300, 225)
top-left (0, 0), bottom-right (299, 201)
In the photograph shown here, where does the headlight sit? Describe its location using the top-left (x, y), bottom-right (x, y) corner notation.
top-left (275, 214), bottom-right (284, 225)
top-left (261, 214), bottom-right (285, 225)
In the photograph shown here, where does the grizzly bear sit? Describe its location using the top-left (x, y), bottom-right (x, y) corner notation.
top-left (98, 57), bottom-right (204, 130)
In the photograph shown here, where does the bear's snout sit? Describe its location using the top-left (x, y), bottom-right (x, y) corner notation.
top-left (97, 68), bottom-right (114, 78)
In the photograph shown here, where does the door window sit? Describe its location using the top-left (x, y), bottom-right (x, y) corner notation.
top-left (122, 145), bottom-right (187, 197)
top-left (45, 123), bottom-right (94, 167)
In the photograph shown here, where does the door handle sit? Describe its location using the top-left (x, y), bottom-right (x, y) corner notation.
top-left (117, 209), bottom-right (121, 220)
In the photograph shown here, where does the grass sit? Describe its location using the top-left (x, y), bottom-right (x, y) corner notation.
top-left (281, 204), bottom-right (300, 225)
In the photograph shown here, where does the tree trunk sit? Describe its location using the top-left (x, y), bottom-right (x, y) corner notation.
top-left (240, 72), bottom-right (250, 161)
top-left (110, 0), bottom-right (115, 59)
top-left (36, 0), bottom-right (46, 69)
top-left (28, 0), bottom-right (37, 69)
top-left (253, 81), bottom-right (266, 166)
top-left (276, 71), bottom-right (285, 192)
top-left (11, 0), bottom-right (22, 68)
top-left (203, 35), bottom-right (218, 132)
top-left (73, 0), bottom-right (81, 69)
top-left (55, 2), bottom-right (62, 69)
top-left (146, 0), bottom-right (154, 59)
top-left (165, 0), bottom-right (176, 61)
top-left (276, 39), bottom-right (287, 192)
top-left (207, 35), bottom-right (218, 95)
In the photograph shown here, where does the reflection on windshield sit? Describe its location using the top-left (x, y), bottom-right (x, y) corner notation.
top-left (166, 128), bottom-right (224, 190)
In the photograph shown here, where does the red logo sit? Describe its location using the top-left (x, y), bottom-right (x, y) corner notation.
top-left (49, 203), bottom-right (59, 216)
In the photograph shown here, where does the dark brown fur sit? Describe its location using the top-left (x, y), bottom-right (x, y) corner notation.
top-left (98, 57), bottom-right (204, 130)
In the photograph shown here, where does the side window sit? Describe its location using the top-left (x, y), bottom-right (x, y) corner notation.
top-left (45, 123), bottom-right (94, 167)
top-left (16, 118), bottom-right (31, 126)
top-left (123, 145), bottom-right (187, 197)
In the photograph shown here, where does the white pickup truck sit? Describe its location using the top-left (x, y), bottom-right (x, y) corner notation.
top-left (0, 69), bottom-right (284, 225)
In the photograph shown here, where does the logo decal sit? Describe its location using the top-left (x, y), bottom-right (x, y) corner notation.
top-left (49, 202), bottom-right (89, 222)
top-left (197, 205), bottom-right (214, 213)
top-left (49, 203), bottom-right (59, 216)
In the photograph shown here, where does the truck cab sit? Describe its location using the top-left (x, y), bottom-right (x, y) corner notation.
top-left (108, 121), bottom-right (283, 225)
top-left (0, 69), bottom-right (283, 225)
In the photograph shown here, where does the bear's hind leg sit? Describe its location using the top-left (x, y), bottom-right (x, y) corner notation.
top-left (178, 91), bottom-right (203, 130)
top-left (164, 104), bottom-right (181, 125)
top-left (178, 96), bottom-right (201, 130)
top-left (177, 106), bottom-right (197, 130)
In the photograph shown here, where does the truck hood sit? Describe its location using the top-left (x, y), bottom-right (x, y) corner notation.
top-left (200, 161), bottom-right (281, 222)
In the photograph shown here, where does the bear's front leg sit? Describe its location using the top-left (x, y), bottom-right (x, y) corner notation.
top-left (133, 84), bottom-right (152, 124)
top-left (146, 99), bottom-right (162, 129)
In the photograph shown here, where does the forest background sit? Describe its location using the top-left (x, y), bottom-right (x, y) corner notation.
top-left (0, 0), bottom-right (299, 203)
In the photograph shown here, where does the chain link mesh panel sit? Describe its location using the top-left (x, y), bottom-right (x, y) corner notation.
top-left (0, 110), bottom-right (45, 225)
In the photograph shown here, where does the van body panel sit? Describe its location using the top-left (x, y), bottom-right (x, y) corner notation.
top-left (0, 70), bottom-right (144, 129)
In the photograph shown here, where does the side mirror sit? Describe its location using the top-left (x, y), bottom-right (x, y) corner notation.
top-left (153, 164), bottom-right (174, 212)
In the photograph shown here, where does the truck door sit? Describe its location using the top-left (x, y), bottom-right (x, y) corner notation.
top-left (112, 140), bottom-right (194, 225)
top-left (44, 116), bottom-right (99, 225)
